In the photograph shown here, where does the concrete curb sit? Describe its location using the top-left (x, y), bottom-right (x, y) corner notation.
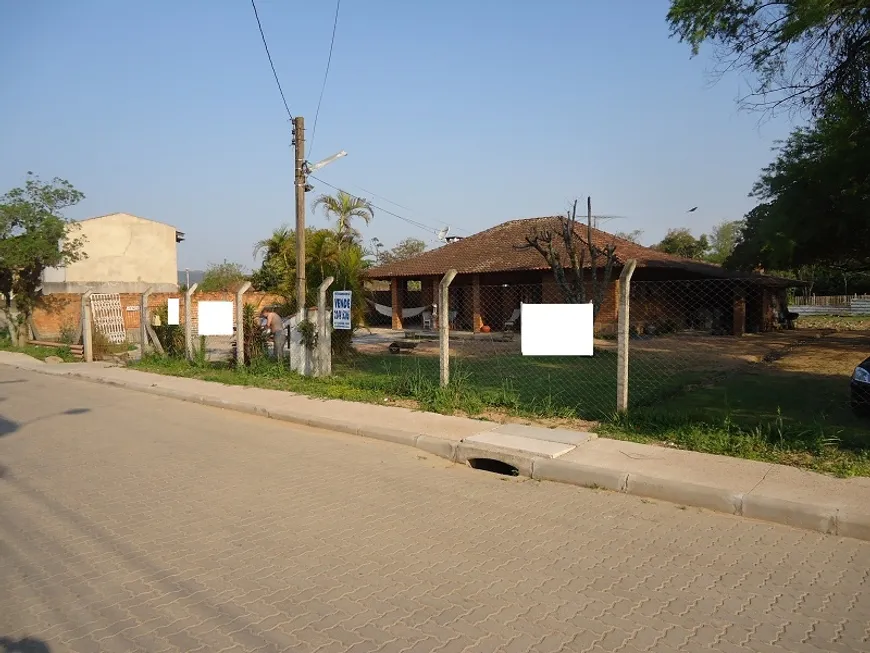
top-left (4, 359), bottom-right (870, 542)
top-left (532, 458), bottom-right (627, 492)
top-left (625, 473), bottom-right (744, 516)
top-left (741, 494), bottom-right (837, 535)
top-left (528, 458), bottom-right (859, 539)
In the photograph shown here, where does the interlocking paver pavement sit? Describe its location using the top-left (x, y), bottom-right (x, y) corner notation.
top-left (1, 366), bottom-right (869, 653)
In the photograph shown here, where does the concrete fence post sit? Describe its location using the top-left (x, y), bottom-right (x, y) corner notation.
top-left (316, 276), bottom-right (334, 377)
top-left (235, 282), bottom-right (252, 369)
top-left (439, 269), bottom-right (458, 387)
top-left (139, 287), bottom-right (153, 356)
top-left (616, 259), bottom-right (637, 413)
top-left (184, 283), bottom-right (198, 362)
top-left (82, 290), bottom-right (94, 363)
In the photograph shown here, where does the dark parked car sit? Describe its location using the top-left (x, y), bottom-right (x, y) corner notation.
top-left (852, 357), bottom-right (870, 415)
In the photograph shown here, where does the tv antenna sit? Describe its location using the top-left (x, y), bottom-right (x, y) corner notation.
top-left (436, 226), bottom-right (450, 242)
top-left (590, 215), bottom-right (627, 229)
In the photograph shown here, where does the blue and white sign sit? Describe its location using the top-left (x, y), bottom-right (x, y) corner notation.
top-left (332, 291), bottom-right (352, 330)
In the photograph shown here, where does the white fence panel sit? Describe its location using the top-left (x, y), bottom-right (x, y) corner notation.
top-left (90, 293), bottom-right (127, 344)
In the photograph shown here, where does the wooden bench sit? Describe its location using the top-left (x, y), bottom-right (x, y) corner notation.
top-left (388, 341), bottom-right (419, 354)
top-left (27, 340), bottom-right (84, 360)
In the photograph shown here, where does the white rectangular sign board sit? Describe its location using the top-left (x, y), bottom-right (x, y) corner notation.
top-left (521, 303), bottom-right (594, 356)
top-left (197, 301), bottom-right (234, 336)
top-left (167, 298), bottom-right (180, 325)
top-left (332, 291), bottom-right (352, 330)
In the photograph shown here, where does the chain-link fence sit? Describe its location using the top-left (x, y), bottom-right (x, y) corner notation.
top-left (443, 282), bottom-right (618, 420)
top-left (335, 274), bottom-right (870, 436)
top-left (622, 277), bottom-right (870, 449)
top-left (330, 284), bottom-right (442, 401)
top-left (136, 291), bottom-right (287, 364)
top-left (186, 295), bottom-right (235, 363)
top-left (626, 278), bottom-right (763, 412)
top-left (116, 269), bottom-right (870, 444)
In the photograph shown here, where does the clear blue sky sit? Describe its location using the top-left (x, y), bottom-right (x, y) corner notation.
top-left (0, 0), bottom-right (795, 270)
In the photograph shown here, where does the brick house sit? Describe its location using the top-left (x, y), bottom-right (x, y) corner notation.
top-left (364, 217), bottom-right (800, 336)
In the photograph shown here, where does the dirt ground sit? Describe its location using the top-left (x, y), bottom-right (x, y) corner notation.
top-left (770, 330), bottom-right (870, 376)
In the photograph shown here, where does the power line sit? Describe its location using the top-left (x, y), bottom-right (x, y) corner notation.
top-left (250, 0), bottom-right (293, 120)
top-left (320, 180), bottom-right (472, 236)
top-left (309, 175), bottom-right (441, 236)
top-left (309, 0), bottom-right (342, 156)
top-left (352, 184), bottom-right (416, 213)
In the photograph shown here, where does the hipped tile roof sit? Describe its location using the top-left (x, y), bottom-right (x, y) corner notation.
top-left (365, 217), bottom-right (771, 281)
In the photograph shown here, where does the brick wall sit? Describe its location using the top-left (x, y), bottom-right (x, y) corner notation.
top-left (31, 295), bottom-right (83, 340)
top-left (541, 274), bottom-right (619, 334)
top-left (31, 291), bottom-right (286, 342)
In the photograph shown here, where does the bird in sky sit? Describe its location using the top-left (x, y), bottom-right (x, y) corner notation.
top-left (687, 206), bottom-right (698, 213)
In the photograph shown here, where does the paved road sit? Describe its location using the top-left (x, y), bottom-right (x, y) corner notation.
top-left (1, 367), bottom-right (868, 653)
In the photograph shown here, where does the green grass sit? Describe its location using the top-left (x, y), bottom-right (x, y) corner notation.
top-left (604, 368), bottom-right (870, 477)
top-left (131, 349), bottom-right (870, 477)
top-left (0, 336), bottom-right (77, 362)
top-left (134, 350), bottom-right (644, 419)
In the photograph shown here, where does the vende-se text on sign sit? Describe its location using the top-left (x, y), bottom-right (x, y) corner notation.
top-left (332, 290), bottom-right (352, 330)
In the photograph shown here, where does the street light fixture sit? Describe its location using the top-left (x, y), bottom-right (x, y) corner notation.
top-left (305, 150), bottom-right (347, 175)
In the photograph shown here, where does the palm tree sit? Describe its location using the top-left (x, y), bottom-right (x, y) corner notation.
top-left (253, 225), bottom-right (294, 270)
top-left (306, 229), bottom-right (340, 296)
top-left (312, 191), bottom-right (374, 245)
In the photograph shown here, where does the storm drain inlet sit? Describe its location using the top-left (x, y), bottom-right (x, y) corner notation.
top-left (467, 458), bottom-right (520, 476)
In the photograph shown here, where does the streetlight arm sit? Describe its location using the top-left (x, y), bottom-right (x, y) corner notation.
top-left (306, 150), bottom-right (347, 174)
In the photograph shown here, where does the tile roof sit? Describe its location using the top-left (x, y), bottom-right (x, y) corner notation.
top-left (365, 217), bottom-right (732, 279)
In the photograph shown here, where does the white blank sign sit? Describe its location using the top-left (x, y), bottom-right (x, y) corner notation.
top-left (521, 303), bottom-right (594, 356)
top-left (167, 298), bottom-right (180, 325)
top-left (197, 301), bottom-right (234, 336)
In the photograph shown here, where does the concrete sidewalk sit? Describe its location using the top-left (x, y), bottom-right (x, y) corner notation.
top-left (2, 350), bottom-right (869, 540)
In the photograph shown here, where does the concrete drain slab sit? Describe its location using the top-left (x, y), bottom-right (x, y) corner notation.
top-left (462, 433), bottom-right (575, 459)
top-left (489, 423), bottom-right (596, 446)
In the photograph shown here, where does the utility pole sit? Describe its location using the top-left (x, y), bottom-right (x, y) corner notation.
top-left (293, 116), bottom-right (306, 317)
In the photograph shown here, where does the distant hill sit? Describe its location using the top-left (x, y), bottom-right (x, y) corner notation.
top-left (178, 270), bottom-right (205, 286)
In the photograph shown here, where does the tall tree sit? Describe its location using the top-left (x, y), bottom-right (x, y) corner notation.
top-left (251, 225), bottom-right (363, 314)
top-left (379, 237), bottom-right (426, 264)
top-left (667, 0), bottom-right (870, 113)
top-left (705, 220), bottom-right (742, 264)
top-left (728, 97), bottom-right (870, 272)
top-left (312, 191), bottom-right (374, 245)
top-left (0, 173), bottom-right (87, 345)
top-left (654, 228), bottom-right (709, 260)
top-left (198, 262), bottom-right (249, 292)
top-left (519, 200), bottom-right (617, 320)
top-left (615, 230), bottom-right (644, 244)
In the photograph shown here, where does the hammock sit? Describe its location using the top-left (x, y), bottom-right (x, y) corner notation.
top-left (366, 299), bottom-right (428, 319)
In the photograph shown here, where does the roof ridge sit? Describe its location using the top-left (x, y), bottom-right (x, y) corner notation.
top-left (77, 212), bottom-right (181, 231)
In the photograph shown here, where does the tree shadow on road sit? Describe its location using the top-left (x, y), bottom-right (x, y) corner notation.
top-left (0, 398), bottom-right (17, 436)
top-left (0, 415), bottom-right (17, 436)
top-left (0, 636), bottom-right (51, 652)
top-left (0, 404), bottom-right (91, 438)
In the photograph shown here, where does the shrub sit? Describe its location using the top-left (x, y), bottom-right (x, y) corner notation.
top-left (150, 305), bottom-right (185, 358)
top-left (59, 321), bottom-right (79, 345)
top-left (90, 327), bottom-right (113, 361)
top-left (233, 303), bottom-right (269, 366)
